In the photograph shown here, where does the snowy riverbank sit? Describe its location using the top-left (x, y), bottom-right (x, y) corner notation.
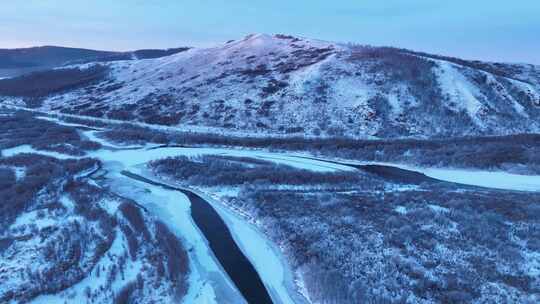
top-left (132, 167), bottom-right (309, 304)
top-left (83, 128), bottom-right (313, 303)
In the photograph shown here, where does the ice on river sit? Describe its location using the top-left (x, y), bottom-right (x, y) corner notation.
top-left (193, 188), bottom-right (306, 304)
top-left (1, 145), bottom-right (79, 160)
top-left (361, 161), bottom-right (540, 192)
top-left (420, 167), bottom-right (540, 192)
top-left (89, 145), bottom-right (353, 173)
top-left (105, 169), bottom-right (246, 304)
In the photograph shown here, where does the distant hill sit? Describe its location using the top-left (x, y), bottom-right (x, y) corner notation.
top-left (0, 45), bottom-right (190, 78)
top-left (2, 34), bottom-right (540, 139)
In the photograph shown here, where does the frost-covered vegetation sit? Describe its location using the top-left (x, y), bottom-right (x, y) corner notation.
top-left (0, 111), bottom-right (190, 303)
top-left (150, 155), bottom-right (364, 187)
top-left (0, 154), bottom-right (190, 303)
top-left (150, 155), bottom-right (540, 304)
top-left (6, 33), bottom-right (539, 138)
top-left (0, 110), bottom-right (101, 156)
top-left (102, 121), bottom-right (540, 174)
top-left (0, 154), bottom-right (98, 228)
top-left (0, 65), bottom-right (108, 99)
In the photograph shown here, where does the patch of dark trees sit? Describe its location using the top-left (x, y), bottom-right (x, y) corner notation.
top-left (275, 46), bottom-right (334, 73)
top-left (154, 221), bottom-right (189, 292)
top-left (117, 202), bottom-right (189, 299)
top-left (150, 155), bottom-right (363, 187)
top-left (402, 49), bottom-right (526, 81)
top-left (234, 182), bottom-right (540, 303)
top-left (103, 93), bottom-right (185, 126)
top-left (0, 154), bottom-right (100, 229)
top-left (0, 155), bottom-right (116, 303)
top-left (132, 48), bottom-right (191, 60)
top-left (0, 65), bottom-right (109, 98)
top-left (0, 111), bottom-right (101, 155)
top-left (347, 44), bottom-right (527, 83)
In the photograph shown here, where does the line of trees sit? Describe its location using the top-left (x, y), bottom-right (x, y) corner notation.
top-left (0, 65), bottom-right (109, 98)
top-left (102, 119), bottom-right (540, 174)
top-left (149, 155), bottom-right (364, 187)
top-left (0, 111), bottom-right (101, 155)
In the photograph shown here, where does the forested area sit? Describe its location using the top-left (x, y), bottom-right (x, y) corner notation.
top-left (234, 188), bottom-right (540, 303)
top-left (151, 155), bottom-right (540, 303)
top-left (0, 110), bottom-right (190, 302)
top-left (0, 65), bottom-right (108, 99)
top-left (0, 154), bottom-right (98, 229)
top-left (0, 153), bottom-right (190, 303)
top-left (0, 154), bottom-right (114, 302)
top-left (0, 110), bottom-right (101, 155)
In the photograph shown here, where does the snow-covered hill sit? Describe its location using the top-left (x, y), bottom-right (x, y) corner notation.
top-left (0, 46), bottom-right (190, 78)
top-left (5, 33), bottom-right (540, 138)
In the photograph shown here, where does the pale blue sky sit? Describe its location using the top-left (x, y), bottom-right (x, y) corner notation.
top-left (2, 1), bottom-right (539, 63)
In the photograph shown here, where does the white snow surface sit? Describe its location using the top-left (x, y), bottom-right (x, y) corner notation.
top-left (84, 129), bottom-right (352, 172)
top-left (35, 115), bottom-right (100, 129)
top-left (30, 229), bottom-right (143, 304)
top-left (12, 211), bottom-right (56, 230)
top-left (1, 145), bottom-right (80, 159)
top-left (419, 167), bottom-right (540, 192)
top-left (435, 61), bottom-right (484, 120)
top-left (105, 169), bottom-right (245, 304)
top-left (358, 161), bottom-right (540, 192)
top-left (25, 33), bottom-right (540, 139)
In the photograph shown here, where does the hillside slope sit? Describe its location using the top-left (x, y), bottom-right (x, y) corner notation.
top-left (3, 34), bottom-right (540, 138)
top-left (0, 46), bottom-right (189, 78)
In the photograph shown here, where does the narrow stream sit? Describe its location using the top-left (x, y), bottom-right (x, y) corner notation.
top-left (352, 164), bottom-right (438, 184)
top-left (295, 156), bottom-right (440, 184)
top-left (121, 171), bottom-right (273, 304)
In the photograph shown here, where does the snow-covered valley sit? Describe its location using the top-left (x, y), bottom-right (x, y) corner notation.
top-left (1, 0), bottom-right (540, 300)
top-left (2, 104), bottom-right (540, 303)
top-left (1, 118), bottom-right (331, 303)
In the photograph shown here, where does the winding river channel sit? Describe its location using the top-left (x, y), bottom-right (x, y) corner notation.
top-left (121, 171), bottom-right (273, 304)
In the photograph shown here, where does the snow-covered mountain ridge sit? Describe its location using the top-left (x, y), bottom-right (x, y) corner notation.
top-left (6, 33), bottom-right (540, 138)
